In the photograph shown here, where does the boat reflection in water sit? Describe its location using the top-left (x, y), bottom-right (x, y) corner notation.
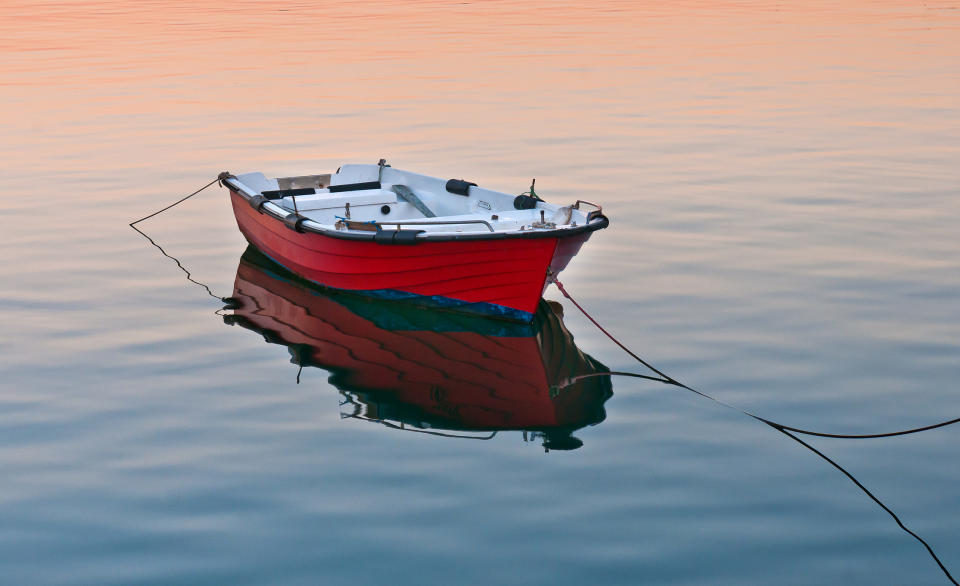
top-left (224, 246), bottom-right (613, 451)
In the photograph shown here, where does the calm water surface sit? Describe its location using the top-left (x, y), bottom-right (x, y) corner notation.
top-left (2, 1), bottom-right (960, 584)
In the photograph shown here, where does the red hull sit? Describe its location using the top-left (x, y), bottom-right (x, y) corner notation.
top-left (230, 190), bottom-right (589, 319)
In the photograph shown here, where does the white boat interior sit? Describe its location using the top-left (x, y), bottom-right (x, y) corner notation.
top-left (226, 163), bottom-right (603, 237)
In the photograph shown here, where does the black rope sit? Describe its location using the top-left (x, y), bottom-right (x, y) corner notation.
top-left (129, 177), bottom-right (220, 226)
top-left (553, 279), bottom-right (958, 585)
top-left (129, 177), bottom-right (229, 302)
top-left (774, 426), bottom-right (958, 585)
top-left (552, 279), bottom-right (960, 440)
top-left (130, 224), bottom-right (224, 301)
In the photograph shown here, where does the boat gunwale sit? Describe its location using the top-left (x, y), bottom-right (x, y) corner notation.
top-left (222, 176), bottom-right (609, 244)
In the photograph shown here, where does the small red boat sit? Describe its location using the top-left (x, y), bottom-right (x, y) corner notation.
top-left (226, 246), bottom-right (613, 450)
top-left (220, 160), bottom-right (608, 321)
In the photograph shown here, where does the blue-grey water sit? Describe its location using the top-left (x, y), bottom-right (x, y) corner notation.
top-left (2, 1), bottom-right (960, 584)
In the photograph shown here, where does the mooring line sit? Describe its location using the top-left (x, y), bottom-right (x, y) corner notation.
top-left (552, 279), bottom-right (960, 440)
top-left (129, 177), bottom-right (221, 226)
top-left (129, 177), bottom-right (229, 302)
top-left (553, 278), bottom-right (958, 585)
top-left (130, 224), bottom-right (225, 301)
top-left (774, 426), bottom-right (958, 585)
